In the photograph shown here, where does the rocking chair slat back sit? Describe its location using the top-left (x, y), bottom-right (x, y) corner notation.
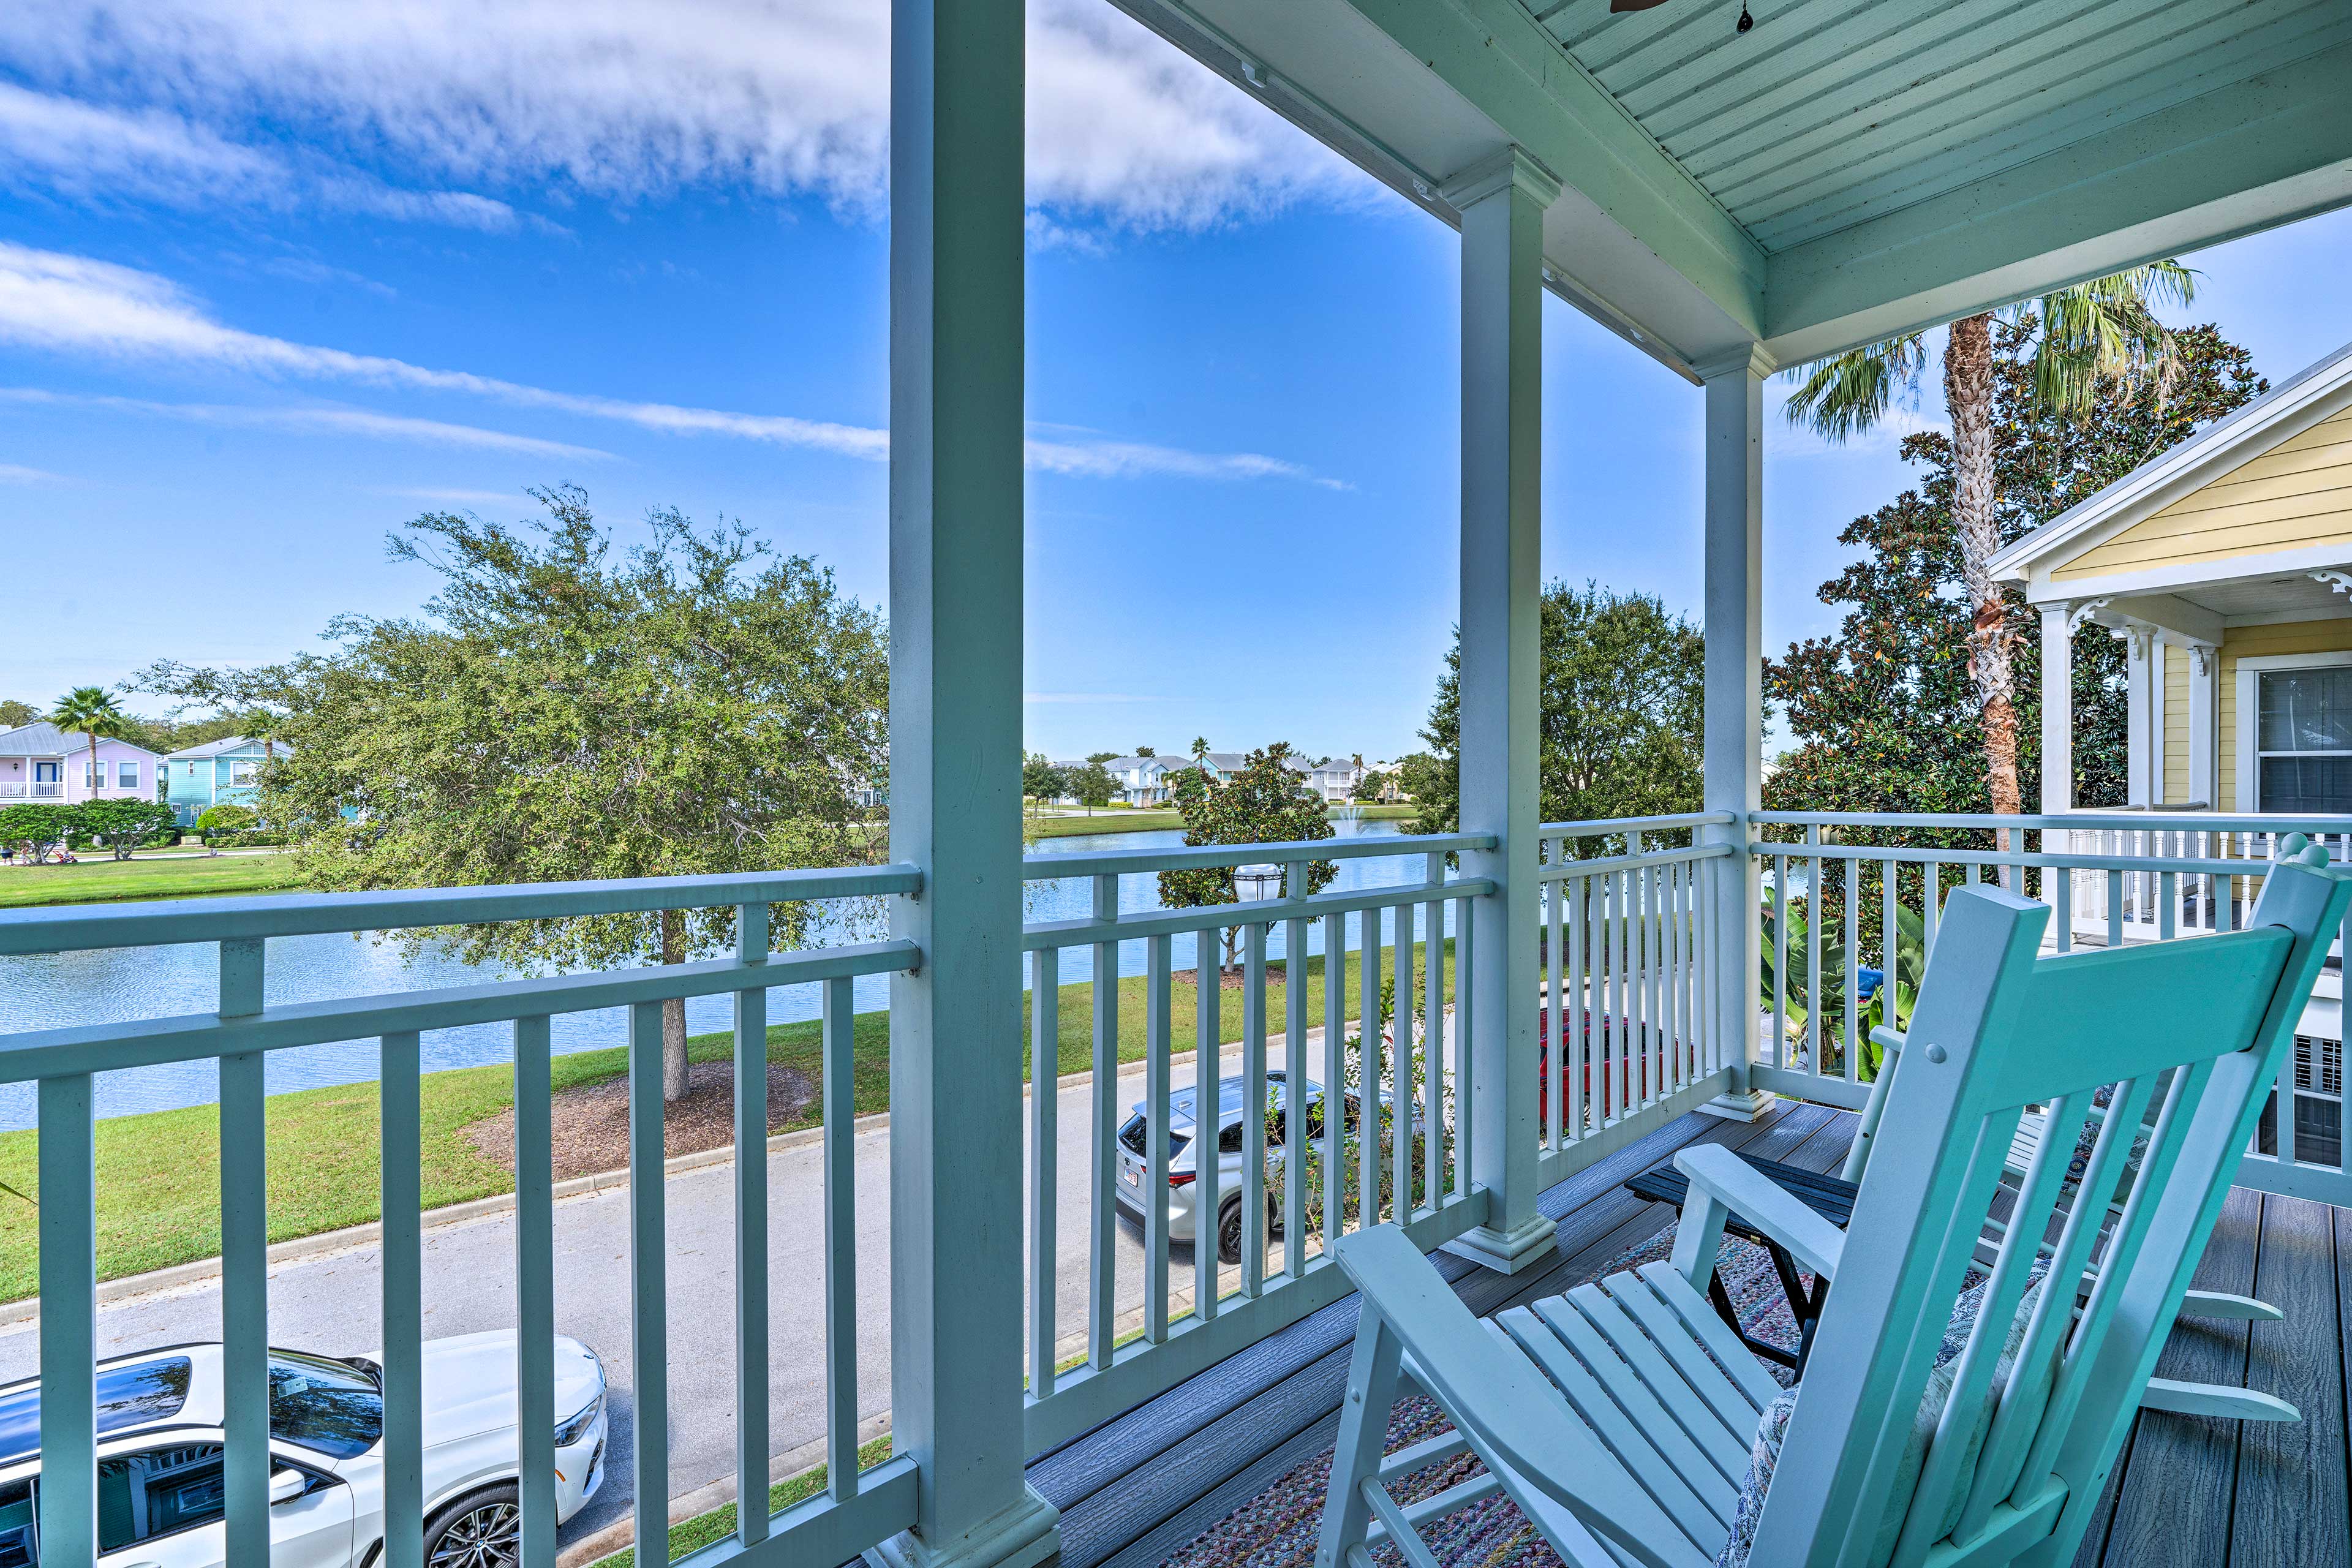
top-left (1750, 850), bottom-right (2350, 1568)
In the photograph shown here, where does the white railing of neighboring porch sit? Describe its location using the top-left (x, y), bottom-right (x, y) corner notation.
top-left (1749, 810), bottom-right (2352, 1209)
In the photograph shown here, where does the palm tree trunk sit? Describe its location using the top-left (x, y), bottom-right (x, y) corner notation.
top-left (1945, 313), bottom-right (2024, 880)
top-left (661, 908), bottom-right (689, 1101)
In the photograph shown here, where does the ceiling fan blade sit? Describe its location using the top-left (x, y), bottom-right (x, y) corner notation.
top-left (1609, 0), bottom-right (1675, 10)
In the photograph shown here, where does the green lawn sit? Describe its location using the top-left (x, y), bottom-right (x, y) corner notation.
top-left (594, 1436), bottom-right (897, 1566)
top-left (0, 937), bottom-right (1452, 1303)
top-left (0, 851), bottom-right (300, 908)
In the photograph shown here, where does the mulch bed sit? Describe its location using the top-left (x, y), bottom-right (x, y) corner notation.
top-left (1173, 960), bottom-right (1290, 992)
top-left (464, 1058), bottom-right (818, 1183)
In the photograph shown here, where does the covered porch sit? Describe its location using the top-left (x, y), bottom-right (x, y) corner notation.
top-left (5, 3), bottom-right (2352, 1568)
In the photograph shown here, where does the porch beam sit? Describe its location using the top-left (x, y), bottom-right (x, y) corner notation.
top-left (1697, 345), bottom-right (1772, 1121)
top-left (1763, 39), bottom-right (2352, 365)
top-left (880, 2), bottom-right (1059, 1567)
top-left (1442, 144), bottom-right (1561, 1276)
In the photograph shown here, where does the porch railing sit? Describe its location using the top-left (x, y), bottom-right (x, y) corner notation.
top-left (1, 866), bottom-right (925, 1568)
top-left (1749, 810), bottom-right (2352, 1208)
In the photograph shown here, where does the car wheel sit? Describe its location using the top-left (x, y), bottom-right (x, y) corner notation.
top-left (1217, 1196), bottom-right (1245, 1264)
top-left (424, 1483), bottom-right (521, 1568)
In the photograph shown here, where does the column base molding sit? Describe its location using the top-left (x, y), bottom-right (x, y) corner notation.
top-left (1696, 1088), bottom-right (1776, 1123)
top-left (867, 1488), bottom-right (1061, 1568)
top-left (1442, 1212), bottom-right (1559, 1275)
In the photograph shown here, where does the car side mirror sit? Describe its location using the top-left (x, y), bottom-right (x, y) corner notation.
top-left (270, 1469), bottom-right (306, 1505)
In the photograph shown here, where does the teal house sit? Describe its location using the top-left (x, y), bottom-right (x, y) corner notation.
top-left (162, 736), bottom-right (285, 826)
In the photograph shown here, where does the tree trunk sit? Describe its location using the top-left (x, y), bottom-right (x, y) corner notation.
top-left (661, 908), bottom-right (689, 1102)
top-left (1945, 312), bottom-right (2024, 883)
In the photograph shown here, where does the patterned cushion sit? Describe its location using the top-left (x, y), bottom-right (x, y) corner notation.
top-left (1716, 1260), bottom-right (2057, 1568)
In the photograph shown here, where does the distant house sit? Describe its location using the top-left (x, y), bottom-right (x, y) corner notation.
top-left (0, 723), bottom-right (165, 807)
top-left (1303, 758), bottom-right (1363, 801)
top-left (163, 736), bottom-right (288, 825)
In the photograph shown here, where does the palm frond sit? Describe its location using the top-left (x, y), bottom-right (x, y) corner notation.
top-left (1781, 333), bottom-right (1928, 442)
top-left (2024, 261), bottom-right (2198, 418)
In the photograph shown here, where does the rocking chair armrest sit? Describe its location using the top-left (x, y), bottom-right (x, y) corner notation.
top-left (1673, 1144), bottom-right (1846, 1280)
top-left (1332, 1225), bottom-right (1712, 1568)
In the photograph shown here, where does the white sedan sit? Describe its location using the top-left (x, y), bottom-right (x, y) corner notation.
top-left (0, 1332), bottom-right (606, 1567)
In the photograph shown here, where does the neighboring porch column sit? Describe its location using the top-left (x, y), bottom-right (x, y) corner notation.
top-left (880, 3), bottom-right (1058, 1567)
top-left (2187, 641), bottom-right (2219, 805)
top-left (1442, 145), bottom-right (1561, 1276)
top-left (2041, 606), bottom-right (2073, 935)
top-left (2124, 625), bottom-right (2155, 806)
top-left (1697, 345), bottom-right (1774, 1120)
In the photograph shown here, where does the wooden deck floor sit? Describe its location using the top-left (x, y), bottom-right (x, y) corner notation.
top-left (1021, 1101), bottom-right (2352, 1568)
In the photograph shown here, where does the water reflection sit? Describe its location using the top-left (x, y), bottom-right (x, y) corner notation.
top-left (0, 821), bottom-right (1447, 1128)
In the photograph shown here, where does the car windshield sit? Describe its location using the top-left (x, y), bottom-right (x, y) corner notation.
top-left (0, 1356), bottom-right (193, 1466)
top-left (270, 1351), bottom-right (382, 1458)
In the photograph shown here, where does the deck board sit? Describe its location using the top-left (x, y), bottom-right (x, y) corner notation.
top-left (1034, 1099), bottom-right (1851, 1568)
top-left (1025, 1103), bottom-right (2352, 1568)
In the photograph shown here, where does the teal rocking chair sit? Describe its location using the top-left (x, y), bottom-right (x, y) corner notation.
top-left (1316, 848), bottom-right (2348, 1568)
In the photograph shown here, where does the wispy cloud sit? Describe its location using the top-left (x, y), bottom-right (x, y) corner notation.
top-left (0, 387), bottom-right (610, 459)
top-left (0, 82), bottom-right (521, 231)
top-left (0, 244), bottom-right (1348, 486)
top-left (372, 486), bottom-right (533, 505)
top-left (0, 461), bottom-right (66, 483)
top-left (0, 0), bottom-right (1373, 233)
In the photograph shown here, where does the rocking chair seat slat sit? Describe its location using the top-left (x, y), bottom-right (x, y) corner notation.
top-left (1627, 1261), bottom-right (1785, 1413)
top-left (1537, 1289), bottom-right (1751, 1481)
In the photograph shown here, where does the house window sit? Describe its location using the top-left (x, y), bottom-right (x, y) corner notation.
top-left (230, 758), bottom-right (261, 786)
top-left (2255, 666), bottom-right (2352, 813)
top-left (118, 760), bottom-right (139, 789)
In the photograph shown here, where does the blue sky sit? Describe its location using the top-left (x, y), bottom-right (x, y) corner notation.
top-left (5, 4), bottom-right (2352, 764)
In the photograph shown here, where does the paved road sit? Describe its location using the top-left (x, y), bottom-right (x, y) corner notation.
top-left (0, 1035), bottom-right (1321, 1547)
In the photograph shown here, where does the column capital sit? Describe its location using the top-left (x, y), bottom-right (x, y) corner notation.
top-left (1439, 145), bottom-right (1562, 211)
top-left (1693, 342), bottom-right (1777, 382)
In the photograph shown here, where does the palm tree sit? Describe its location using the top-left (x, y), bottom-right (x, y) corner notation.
top-left (1785, 265), bottom-right (2197, 845)
top-left (48, 685), bottom-right (128, 796)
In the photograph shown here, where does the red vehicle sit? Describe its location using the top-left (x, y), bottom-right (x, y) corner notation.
top-left (1534, 1008), bottom-right (1700, 1129)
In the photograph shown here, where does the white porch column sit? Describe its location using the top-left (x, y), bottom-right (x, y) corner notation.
top-left (1697, 345), bottom-right (1773, 1120)
top-left (2040, 606), bottom-right (2073, 933)
top-left (1442, 145), bottom-right (1560, 1275)
top-left (2124, 625), bottom-right (2155, 806)
top-left (880, 3), bottom-right (1058, 1567)
top-left (2187, 641), bottom-right (2219, 805)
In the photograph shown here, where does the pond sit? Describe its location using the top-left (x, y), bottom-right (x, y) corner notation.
top-left (0, 819), bottom-right (1453, 1129)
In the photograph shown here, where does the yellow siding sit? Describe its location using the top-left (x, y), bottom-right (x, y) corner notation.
top-left (2215, 620), bottom-right (2352, 811)
top-left (2162, 647), bottom-right (2190, 805)
top-left (2052, 405), bottom-right (2352, 581)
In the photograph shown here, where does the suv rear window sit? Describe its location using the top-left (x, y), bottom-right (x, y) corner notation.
top-left (0, 1356), bottom-right (194, 1466)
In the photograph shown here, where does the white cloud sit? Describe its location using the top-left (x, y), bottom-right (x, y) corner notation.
top-left (0, 0), bottom-right (1371, 231)
top-left (0, 81), bottom-right (520, 230)
top-left (0, 243), bottom-right (1348, 485)
top-left (375, 486), bottom-right (536, 505)
top-left (0, 461), bottom-right (66, 483)
top-left (0, 387), bottom-right (610, 459)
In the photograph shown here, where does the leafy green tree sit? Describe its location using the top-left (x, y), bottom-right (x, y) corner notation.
top-left (48, 685), bottom-right (129, 795)
top-left (197, 802), bottom-right (260, 841)
top-left (0, 802), bottom-right (72, 859)
top-left (1392, 752), bottom-right (1444, 805)
top-left (1783, 264), bottom-right (2197, 827)
top-left (1160, 742), bottom-right (1335, 973)
top-left (0, 700), bottom-right (35, 729)
top-left (152, 486), bottom-right (889, 1102)
top-left (76, 797), bottom-right (176, 859)
top-left (1068, 760), bottom-right (1116, 814)
top-left (1134, 745), bottom-right (1155, 758)
top-left (1351, 769), bottom-right (1393, 803)
top-left (1022, 753), bottom-right (1068, 802)
top-left (1768, 322), bottom-right (2266, 824)
top-left (1411, 583), bottom-right (1703, 851)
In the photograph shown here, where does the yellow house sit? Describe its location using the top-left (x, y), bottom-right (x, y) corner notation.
top-left (1992, 341), bottom-right (2352, 1166)
top-left (1993, 337), bottom-right (2352, 818)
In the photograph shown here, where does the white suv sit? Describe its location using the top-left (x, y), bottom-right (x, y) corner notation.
top-left (0, 1333), bottom-right (605, 1567)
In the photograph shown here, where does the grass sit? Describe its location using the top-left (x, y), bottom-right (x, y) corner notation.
top-left (590, 1435), bottom-right (897, 1566)
top-left (0, 937), bottom-right (1453, 1303)
top-left (0, 851), bottom-right (300, 908)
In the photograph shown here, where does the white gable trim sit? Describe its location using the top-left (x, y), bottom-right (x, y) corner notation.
top-left (1990, 336), bottom-right (2352, 587)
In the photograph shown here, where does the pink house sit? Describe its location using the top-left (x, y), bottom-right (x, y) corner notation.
top-left (0, 721), bottom-right (165, 805)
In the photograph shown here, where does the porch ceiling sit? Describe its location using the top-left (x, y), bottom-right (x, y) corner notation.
top-left (1119, 0), bottom-right (2352, 373)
